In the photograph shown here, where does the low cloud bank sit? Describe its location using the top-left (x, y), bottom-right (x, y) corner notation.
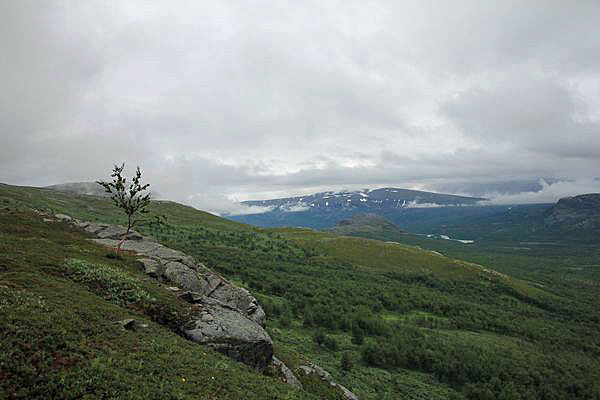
top-left (485, 179), bottom-right (600, 205)
top-left (175, 192), bottom-right (273, 216)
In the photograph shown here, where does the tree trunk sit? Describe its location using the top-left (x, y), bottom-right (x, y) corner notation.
top-left (115, 215), bottom-right (132, 258)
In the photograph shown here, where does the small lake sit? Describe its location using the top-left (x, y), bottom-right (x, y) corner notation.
top-left (426, 234), bottom-right (475, 244)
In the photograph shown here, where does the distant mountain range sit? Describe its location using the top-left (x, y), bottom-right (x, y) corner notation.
top-left (44, 183), bottom-right (600, 238)
top-left (231, 188), bottom-right (600, 242)
top-left (231, 187), bottom-right (491, 230)
top-left (244, 187), bottom-right (485, 211)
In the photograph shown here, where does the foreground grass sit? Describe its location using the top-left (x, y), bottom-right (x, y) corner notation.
top-left (0, 208), bottom-right (321, 399)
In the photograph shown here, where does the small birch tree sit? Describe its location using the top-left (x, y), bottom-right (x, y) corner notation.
top-left (96, 163), bottom-right (151, 256)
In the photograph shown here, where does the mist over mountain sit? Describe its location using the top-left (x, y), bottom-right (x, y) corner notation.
top-left (229, 187), bottom-right (576, 239)
top-left (243, 187), bottom-right (485, 211)
top-left (45, 182), bottom-right (110, 197)
top-left (230, 187), bottom-right (504, 231)
top-left (45, 182), bottom-right (161, 200)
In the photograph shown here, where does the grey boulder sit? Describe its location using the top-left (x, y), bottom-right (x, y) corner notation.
top-left (138, 258), bottom-right (163, 278)
top-left (54, 213), bottom-right (73, 221)
top-left (182, 296), bottom-right (273, 369)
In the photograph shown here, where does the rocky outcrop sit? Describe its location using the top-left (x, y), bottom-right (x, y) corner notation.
top-left (297, 363), bottom-right (359, 400)
top-left (72, 220), bottom-right (271, 369)
top-left (273, 356), bottom-right (303, 389)
top-left (79, 222), bottom-right (266, 326)
top-left (54, 213), bottom-right (73, 222)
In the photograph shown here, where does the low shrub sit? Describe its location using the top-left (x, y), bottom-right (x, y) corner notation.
top-left (63, 258), bottom-right (153, 305)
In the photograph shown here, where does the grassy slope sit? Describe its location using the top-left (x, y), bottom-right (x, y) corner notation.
top-left (2, 183), bottom-right (600, 399)
top-left (332, 224), bottom-right (600, 320)
top-left (0, 186), bottom-right (341, 400)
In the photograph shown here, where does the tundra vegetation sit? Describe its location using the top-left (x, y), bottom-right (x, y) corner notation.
top-left (1, 182), bottom-right (600, 399)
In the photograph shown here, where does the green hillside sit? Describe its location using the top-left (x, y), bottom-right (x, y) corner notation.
top-left (0, 209), bottom-right (318, 400)
top-left (2, 183), bottom-right (600, 399)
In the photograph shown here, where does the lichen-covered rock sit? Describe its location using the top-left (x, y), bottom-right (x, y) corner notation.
top-left (207, 278), bottom-right (267, 326)
top-left (298, 364), bottom-right (331, 380)
top-left (95, 225), bottom-right (129, 239)
top-left (54, 213), bottom-right (72, 221)
top-left (95, 225), bottom-right (143, 240)
top-left (84, 223), bottom-right (111, 235)
top-left (137, 258), bottom-right (163, 278)
top-left (163, 261), bottom-right (217, 293)
top-left (181, 296), bottom-right (273, 369)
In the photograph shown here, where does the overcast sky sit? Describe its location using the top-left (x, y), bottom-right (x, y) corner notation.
top-left (1, 1), bottom-right (599, 214)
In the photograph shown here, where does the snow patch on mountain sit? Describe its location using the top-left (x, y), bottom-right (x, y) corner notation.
top-left (282, 203), bottom-right (311, 212)
top-left (404, 201), bottom-right (445, 208)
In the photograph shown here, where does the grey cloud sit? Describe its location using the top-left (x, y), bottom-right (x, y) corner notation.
top-left (485, 179), bottom-right (600, 205)
top-left (441, 76), bottom-right (600, 158)
top-left (1, 1), bottom-right (599, 213)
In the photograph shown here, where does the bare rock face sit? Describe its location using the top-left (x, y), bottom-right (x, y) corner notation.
top-left (71, 219), bottom-right (271, 369)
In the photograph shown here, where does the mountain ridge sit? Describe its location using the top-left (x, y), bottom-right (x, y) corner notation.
top-left (243, 187), bottom-right (486, 212)
top-left (544, 193), bottom-right (600, 231)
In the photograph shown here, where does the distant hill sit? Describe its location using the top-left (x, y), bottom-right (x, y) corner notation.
top-left (544, 193), bottom-right (600, 231)
top-left (328, 213), bottom-right (405, 236)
